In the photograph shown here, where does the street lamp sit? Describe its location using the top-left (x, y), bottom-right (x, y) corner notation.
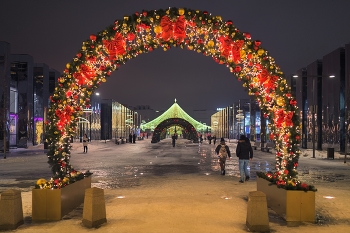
top-left (293, 74), bottom-right (335, 159)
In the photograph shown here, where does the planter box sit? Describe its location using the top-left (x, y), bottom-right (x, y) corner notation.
top-left (32, 176), bottom-right (91, 221)
top-left (257, 177), bottom-right (315, 222)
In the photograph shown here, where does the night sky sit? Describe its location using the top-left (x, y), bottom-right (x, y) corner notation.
top-left (1, 0), bottom-right (350, 123)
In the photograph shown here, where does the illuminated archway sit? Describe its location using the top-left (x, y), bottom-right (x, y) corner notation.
top-left (151, 118), bottom-right (198, 143)
top-left (45, 7), bottom-right (302, 189)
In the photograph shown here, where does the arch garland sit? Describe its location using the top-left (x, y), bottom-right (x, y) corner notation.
top-left (151, 118), bottom-right (199, 143)
top-left (41, 7), bottom-right (311, 190)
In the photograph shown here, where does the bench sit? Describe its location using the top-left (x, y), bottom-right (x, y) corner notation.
top-left (252, 141), bottom-right (261, 150)
top-left (261, 142), bottom-right (274, 153)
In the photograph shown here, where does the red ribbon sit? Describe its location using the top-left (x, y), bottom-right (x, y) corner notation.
top-left (160, 15), bottom-right (187, 42)
top-left (218, 36), bottom-right (244, 63)
top-left (102, 32), bottom-right (126, 60)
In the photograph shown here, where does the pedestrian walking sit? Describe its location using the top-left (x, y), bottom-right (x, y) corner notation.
top-left (236, 135), bottom-right (253, 183)
top-left (215, 138), bottom-right (231, 175)
top-left (172, 133), bottom-right (177, 147)
top-left (213, 135), bottom-right (217, 145)
top-left (208, 134), bottom-right (212, 144)
top-left (83, 133), bottom-right (88, 153)
top-left (129, 133), bottom-right (132, 143)
top-left (133, 133), bottom-right (136, 143)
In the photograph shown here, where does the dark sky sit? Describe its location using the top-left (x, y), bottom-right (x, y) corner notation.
top-left (1, 0), bottom-right (350, 120)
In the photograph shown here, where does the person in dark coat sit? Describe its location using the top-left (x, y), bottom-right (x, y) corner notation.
top-left (236, 135), bottom-right (253, 183)
top-left (213, 135), bottom-right (217, 145)
top-left (132, 133), bottom-right (136, 143)
top-left (208, 135), bottom-right (212, 144)
top-left (215, 138), bottom-right (231, 175)
top-left (172, 134), bottom-right (177, 147)
top-left (129, 133), bottom-right (132, 143)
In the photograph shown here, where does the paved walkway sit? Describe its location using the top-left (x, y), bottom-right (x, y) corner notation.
top-left (0, 138), bottom-right (349, 232)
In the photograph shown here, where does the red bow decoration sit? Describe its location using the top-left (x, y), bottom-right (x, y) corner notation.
top-left (73, 64), bottom-right (96, 86)
top-left (274, 109), bottom-right (294, 129)
top-left (102, 32), bottom-right (126, 60)
top-left (160, 15), bottom-right (187, 42)
top-left (218, 36), bottom-right (244, 63)
top-left (258, 69), bottom-right (278, 93)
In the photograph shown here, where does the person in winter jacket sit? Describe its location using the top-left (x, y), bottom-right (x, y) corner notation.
top-left (215, 138), bottom-right (231, 175)
top-left (236, 135), bottom-right (253, 183)
top-left (83, 134), bottom-right (89, 153)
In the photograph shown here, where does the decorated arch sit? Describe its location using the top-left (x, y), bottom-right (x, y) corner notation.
top-left (151, 118), bottom-right (199, 143)
top-left (141, 99), bottom-right (209, 134)
top-left (44, 7), bottom-right (305, 190)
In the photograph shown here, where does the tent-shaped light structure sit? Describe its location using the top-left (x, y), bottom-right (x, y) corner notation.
top-left (141, 99), bottom-right (210, 132)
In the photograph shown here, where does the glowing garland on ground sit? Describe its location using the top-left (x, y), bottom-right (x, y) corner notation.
top-left (40, 7), bottom-right (313, 190)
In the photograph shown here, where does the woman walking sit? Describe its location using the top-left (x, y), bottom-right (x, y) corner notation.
top-left (83, 133), bottom-right (89, 153)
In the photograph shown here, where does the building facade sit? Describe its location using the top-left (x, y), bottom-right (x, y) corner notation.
top-left (0, 42), bottom-right (11, 151)
top-left (10, 54), bottom-right (35, 148)
top-left (210, 99), bottom-right (264, 142)
top-left (293, 43), bottom-right (350, 152)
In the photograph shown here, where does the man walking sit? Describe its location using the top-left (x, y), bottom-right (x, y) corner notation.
top-left (172, 133), bottom-right (177, 147)
top-left (236, 135), bottom-right (253, 183)
top-left (215, 138), bottom-right (231, 175)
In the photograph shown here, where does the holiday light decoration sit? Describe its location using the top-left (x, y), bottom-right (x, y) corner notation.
top-left (151, 118), bottom-right (199, 143)
top-left (43, 7), bottom-right (306, 190)
top-left (141, 100), bottom-right (209, 132)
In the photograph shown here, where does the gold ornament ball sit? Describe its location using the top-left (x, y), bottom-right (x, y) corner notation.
top-left (277, 97), bottom-right (285, 106)
top-left (207, 40), bottom-right (214, 47)
top-left (178, 8), bottom-right (185, 15)
top-left (257, 49), bottom-right (265, 56)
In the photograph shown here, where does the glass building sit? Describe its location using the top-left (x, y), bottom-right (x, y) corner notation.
top-left (32, 63), bottom-right (49, 145)
top-left (10, 54), bottom-right (34, 148)
top-left (0, 41), bottom-right (11, 151)
top-left (210, 99), bottom-right (264, 141)
top-left (293, 43), bottom-right (349, 152)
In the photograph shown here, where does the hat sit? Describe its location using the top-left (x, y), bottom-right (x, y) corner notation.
top-left (220, 138), bottom-right (225, 142)
top-left (239, 135), bottom-right (246, 140)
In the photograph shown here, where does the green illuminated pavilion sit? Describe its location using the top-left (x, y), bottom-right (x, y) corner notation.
top-left (140, 99), bottom-right (210, 132)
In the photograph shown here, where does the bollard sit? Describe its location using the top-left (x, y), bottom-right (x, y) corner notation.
top-left (0, 190), bottom-right (24, 230)
top-left (246, 191), bottom-right (269, 232)
top-left (82, 187), bottom-right (107, 228)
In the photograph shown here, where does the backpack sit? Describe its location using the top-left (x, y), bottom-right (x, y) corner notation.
top-left (219, 145), bottom-right (228, 158)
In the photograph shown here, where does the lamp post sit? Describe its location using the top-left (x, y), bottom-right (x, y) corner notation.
top-left (293, 74), bottom-right (335, 158)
